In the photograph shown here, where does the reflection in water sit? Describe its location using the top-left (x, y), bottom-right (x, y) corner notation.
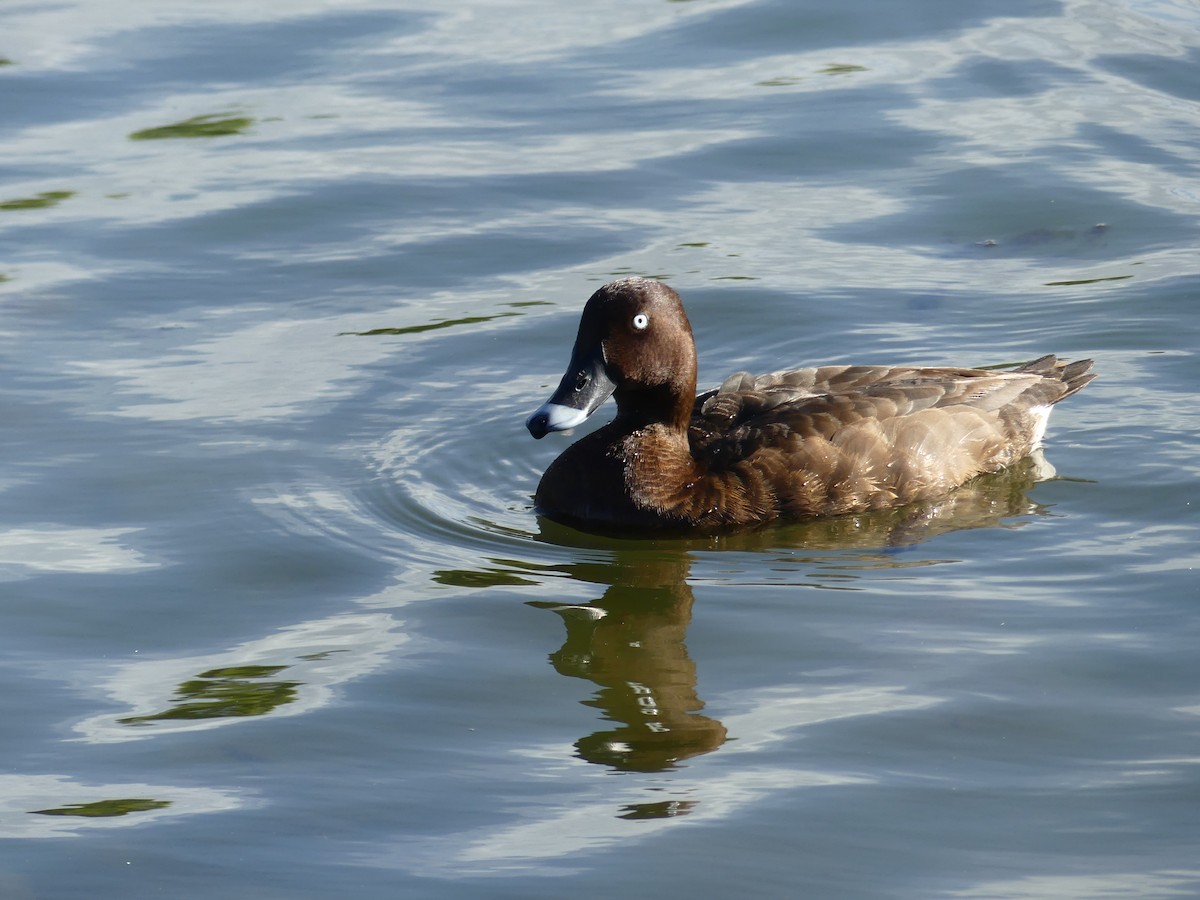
top-left (75, 612), bottom-right (406, 743)
top-left (30, 798), bottom-right (170, 817)
top-left (0, 190), bottom-right (74, 211)
top-left (532, 551), bottom-right (726, 773)
top-left (340, 312), bottom-right (519, 337)
top-left (433, 567), bottom-right (537, 588)
top-left (617, 799), bottom-right (697, 821)
top-left (516, 458), bottom-right (1059, 772)
top-left (757, 63), bottom-right (867, 86)
top-left (0, 774), bottom-right (240, 838)
top-left (128, 114), bottom-right (254, 140)
top-left (118, 665), bottom-right (301, 726)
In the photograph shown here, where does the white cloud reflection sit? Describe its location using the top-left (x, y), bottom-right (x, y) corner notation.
top-left (352, 0), bottom-right (759, 68)
top-left (2, 0), bottom-right (413, 72)
top-left (3, 0), bottom-right (757, 73)
top-left (0, 526), bottom-right (155, 579)
top-left (431, 767), bottom-right (865, 877)
top-left (0, 774), bottom-right (241, 839)
top-left (72, 316), bottom-right (392, 422)
top-left (73, 611), bottom-right (408, 743)
top-left (949, 869), bottom-right (1200, 900)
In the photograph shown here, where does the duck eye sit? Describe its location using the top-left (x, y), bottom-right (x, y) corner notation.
top-left (632, 313), bottom-right (650, 331)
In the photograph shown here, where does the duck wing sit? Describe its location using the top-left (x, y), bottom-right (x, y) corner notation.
top-left (689, 357), bottom-right (1094, 468)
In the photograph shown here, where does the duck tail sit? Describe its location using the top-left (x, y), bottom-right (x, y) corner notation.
top-left (1017, 354), bottom-right (1096, 402)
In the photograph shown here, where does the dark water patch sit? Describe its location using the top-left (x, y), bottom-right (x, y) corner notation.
top-left (1098, 46), bottom-right (1200, 102)
top-left (831, 165), bottom-right (1191, 260)
top-left (597, 0), bottom-right (1063, 65)
top-left (107, 9), bottom-right (430, 89)
top-left (0, 66), bottom-right (153, 132)
top-left (1076, 121), bottom-right (1200, 173)
top-left (669, 107), bottom-right (938, 183)
top-left (932, 57), bottom-right (1084, 100)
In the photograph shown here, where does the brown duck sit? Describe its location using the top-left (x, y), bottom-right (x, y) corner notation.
top-left (526, 278), bottom-right (1094, 532)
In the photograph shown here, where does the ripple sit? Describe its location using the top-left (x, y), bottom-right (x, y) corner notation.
top-left (363, 399), bottom-right (546, 559)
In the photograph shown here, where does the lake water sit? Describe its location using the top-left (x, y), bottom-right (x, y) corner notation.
top-left (2, 0), bottom-right (1198, 896)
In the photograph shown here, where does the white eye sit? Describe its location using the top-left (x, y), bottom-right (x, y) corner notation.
top-left (632, 313), bottom-right (649, 331)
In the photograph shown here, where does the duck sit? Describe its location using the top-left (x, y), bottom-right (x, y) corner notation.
top-left (525, 278), bottom-right (1094, 533)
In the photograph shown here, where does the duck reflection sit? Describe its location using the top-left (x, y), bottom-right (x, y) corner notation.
top-left (531, 550), bottom-right (726, 772)
top-left (520, 455), bottom-right (1063, 774)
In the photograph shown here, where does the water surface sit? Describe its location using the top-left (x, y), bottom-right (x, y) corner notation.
top-left (1, 1), bottom-right (1198, 897)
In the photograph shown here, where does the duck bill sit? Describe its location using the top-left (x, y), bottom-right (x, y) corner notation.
top-left (525, 342), bottom-right (616, 439)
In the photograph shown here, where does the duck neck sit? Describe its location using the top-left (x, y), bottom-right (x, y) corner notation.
top-left (613, 378), bottom-right (695, 435)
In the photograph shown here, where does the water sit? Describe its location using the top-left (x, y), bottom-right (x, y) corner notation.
top-left (2, 0), bottom-right (1198, 896)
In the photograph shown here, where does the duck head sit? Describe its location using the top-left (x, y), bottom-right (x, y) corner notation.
top-left (526, 278), bottom-right (698, 439)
